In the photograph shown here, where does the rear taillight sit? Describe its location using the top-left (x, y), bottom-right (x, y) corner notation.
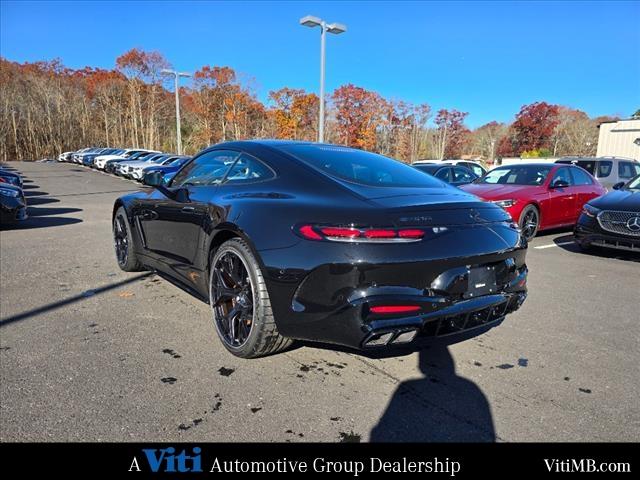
top-left (296, 224), bottom-right (427, 243)
top-left (370, 305), bottom-right (421, 314)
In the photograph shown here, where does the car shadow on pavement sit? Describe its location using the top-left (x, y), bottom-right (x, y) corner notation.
top-left (369, 343), bottom-right (496, 442)
top-left (554, 234), bottom-right (640, 263)
top-left (24, 196), bottom-right (60, 206)
top-left (3, 205), bottom-right (83, 230)
top-left (4, 215), bottom-right (83, 230)
top-left (23, 190), bottom-right (49, 197)
top-left (0, 272), bottom-right (152, 327)
top-left (28, 206), bottom-right (82, 217)
top-left (298, 325), bottom-right (498, 442)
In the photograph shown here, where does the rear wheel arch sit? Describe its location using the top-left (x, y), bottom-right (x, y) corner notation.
top-left (112, 200), bottom-right (126, 221)
top-left (206, 226), bottom-right (264, 277)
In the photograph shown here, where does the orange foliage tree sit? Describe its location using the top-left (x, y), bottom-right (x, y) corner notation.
top-left (268, 87), bottom-right (319, 140)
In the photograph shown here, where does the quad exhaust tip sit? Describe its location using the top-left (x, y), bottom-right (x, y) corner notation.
top-left (363, 328), bottom-right (419, 347)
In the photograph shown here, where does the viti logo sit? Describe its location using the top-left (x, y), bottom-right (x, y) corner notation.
top-left (129, 447), bottom-right (203, 472)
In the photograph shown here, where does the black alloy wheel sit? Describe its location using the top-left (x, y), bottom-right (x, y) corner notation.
top-left (210, 251), bottom-right (254, 348)
top-left (519, 205), bottom-right (540, 241)
top-left (114, 214), bottom-right (129, 267)
top-left (209, 238), bottom-right (291, 358)
top-left (113, 207), bottom-right (143, 272)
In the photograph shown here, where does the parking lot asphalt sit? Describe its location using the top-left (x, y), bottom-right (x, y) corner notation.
top-left (1, 161), bottom-right (638, 442)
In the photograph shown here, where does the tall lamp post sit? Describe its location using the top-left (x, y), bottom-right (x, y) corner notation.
top-left (161, 69), bottom-right (191, 155)
top-left (299, 15), bottom-right (346, 143)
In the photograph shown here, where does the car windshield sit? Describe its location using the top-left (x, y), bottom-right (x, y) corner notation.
top-left (625, 175), bottom-right (640, 191)
top-left (280, 144), bottom-right (444, 188)
top-left (478, 165), bottom-right (552, 186)
top-left (169, 157), bottom-right (188, 166)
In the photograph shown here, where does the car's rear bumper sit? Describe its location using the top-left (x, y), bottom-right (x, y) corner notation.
top-left (360, 291), bottom-right (527, 347)
top-left (259, 230), bottom-right (528, 350)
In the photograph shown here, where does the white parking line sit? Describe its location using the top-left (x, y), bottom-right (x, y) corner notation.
top-left (533, 241), bottom-right (574, 250)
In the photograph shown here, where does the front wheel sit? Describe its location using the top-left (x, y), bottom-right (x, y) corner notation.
top-left (209, 238), bottom-right (292, 358)
top-left (518, 205), bottom-right (540, 241)
top-left (113, 207), bottom-right (144, 272)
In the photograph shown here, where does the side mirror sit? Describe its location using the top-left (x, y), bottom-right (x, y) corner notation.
top-left (143, 171), bottom-right (164, 187)
top-left (163, 172), bottom-right (176, 185)
top-left (550, 179), bottom-right (570, 189)
top-left (612, 182), bottom-right (625, 190)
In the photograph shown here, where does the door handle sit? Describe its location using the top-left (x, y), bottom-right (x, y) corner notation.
top-left (182, 206), bottom-right (196, 213)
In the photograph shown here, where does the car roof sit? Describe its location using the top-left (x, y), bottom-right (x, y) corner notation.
top-left (494, 162), bottom-right (557, 167)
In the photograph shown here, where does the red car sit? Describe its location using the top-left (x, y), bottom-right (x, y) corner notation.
top-left (460, 163), bottom-right (606, 240)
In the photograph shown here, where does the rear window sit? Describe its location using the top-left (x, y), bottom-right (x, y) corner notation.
top-left (280, 145), bottom-right (444, 188)
top-left (413, 164), bottom-right (439, 175)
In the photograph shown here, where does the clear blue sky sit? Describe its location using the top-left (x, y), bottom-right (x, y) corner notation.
top-left (2, 0), bottom-right (639, 127)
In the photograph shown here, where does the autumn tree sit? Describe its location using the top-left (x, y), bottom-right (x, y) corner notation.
top-left (191, 66), bottom-right (239, 145)
top-left (551, 107), bottom-right (598, 156)
top-left (432, 109), bottom-right (470, 159)
top-left (116, 48), bottom-right (170, 149)
top-left (376, 101), bottom-right (431, 162)
top-left (471, 121), bottom-right (507, 162)
top-left (500, 101), bottom-right (560, 156)
top-left (268, 87), bottom-right (319, 140)
top-left (332, 84), bottom-right (387, 150)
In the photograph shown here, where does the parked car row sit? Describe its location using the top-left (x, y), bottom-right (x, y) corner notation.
top-left (0, 165), bottom-right (27, 225)
top-left (411, 159), bottom-right (639, 252)
top-left (58, 146), bottom-right (191, 182)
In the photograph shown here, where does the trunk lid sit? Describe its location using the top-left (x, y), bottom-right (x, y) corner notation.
top-left (339, 184), bottom-right (511, 226)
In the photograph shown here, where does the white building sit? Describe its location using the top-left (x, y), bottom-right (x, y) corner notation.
top-left (596, 119), bottom-right (640, 160)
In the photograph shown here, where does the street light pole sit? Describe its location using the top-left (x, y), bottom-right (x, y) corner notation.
top-left (319, 21), bottom-right (326, 143)
top-left (300, 15), bottom-right (346, 143)
top-left (161, 69), bottom-right (191, 155)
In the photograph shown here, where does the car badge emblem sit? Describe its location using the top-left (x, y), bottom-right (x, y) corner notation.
top-left (626, 216), bottom-right (640, 232)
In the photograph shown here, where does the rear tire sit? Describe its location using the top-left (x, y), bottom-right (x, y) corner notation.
top-left (113, 207), bottom-right (144, 272)
top-left (209, 238), bottom-right (292, 358)
top-left (518, 204), bottom-right (540, 241)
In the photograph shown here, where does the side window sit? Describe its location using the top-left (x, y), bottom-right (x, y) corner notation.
top-left (597, 161), bottom-right (612, 178)
top-left (453, 167), bottom-right (475, 183)
top-left (434, 168), bottom-right (451, 182)
top-left (570, 167), bottom-right (593, 186)
top-left (619, 161), bottom-right (640, 180)
top-left (171, 150), bottom-right (239, 187)
top-left (464, 163), bottom-right (484, 177)
top-left (223, 153), bottom-right (275, 185)
top-left (575, 161), bottom-right (596, 175)
top-left (551, 167), bottom-right (573, 186)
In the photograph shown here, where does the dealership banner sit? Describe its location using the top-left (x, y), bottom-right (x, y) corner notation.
top-left (1, 443), bottom-right (634, 476)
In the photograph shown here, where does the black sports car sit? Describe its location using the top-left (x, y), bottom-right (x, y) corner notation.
top-left (574, 174), bottom-right (640, 253)
top-left (113, 141), bottom-right (528, 358)
top-left (0, 183), bottom-right (27, 225)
